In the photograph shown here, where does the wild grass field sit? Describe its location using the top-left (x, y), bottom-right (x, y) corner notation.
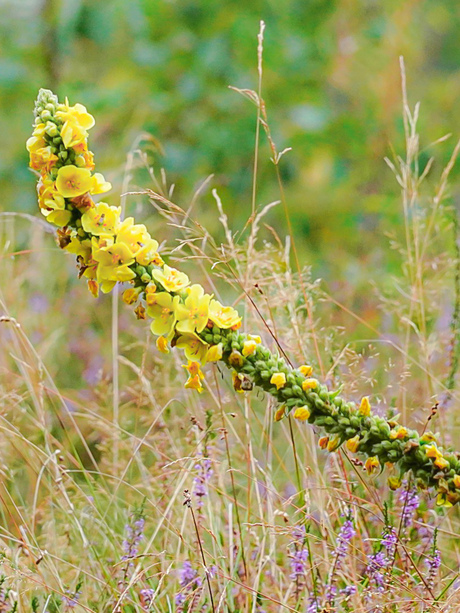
top-left (2, 7), bottom-right (460, 613)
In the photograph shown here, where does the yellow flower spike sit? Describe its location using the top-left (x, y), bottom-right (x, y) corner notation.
top-left (359, 396), bottom-right (371, 416)
top-left (55, 165), bottom-right (93, 198)
top-left (206, 343), bottom-right (223, 362)
top-left (365, 456), bottom-right (380, 475)
top-left (434, 456), bottom-right (449, 470)
top-left (147, 293), bottom-right (179, 337)
top-left (389, 426), bottom-right (408, 440)
top-left (208, 299), bottom-right (241, 329)
top-left (388, 476), bottom-right (402, 490)
top-left (293, 406), bottom-right (310, 421)
top-left (346, 435), bottom-right (360, 453)
top-left (453, 475), bottom-right (460, 489)
top-left (81, 202), bottom-right (121, 236)
top-left (152, 265), bottom-right (190, 293)
top-left (134, 304), bottom-right (146, 320)
top-left (176, 333), bottom-right (209, 364)
top-left (184, 374), bottom-right (204, 393)
top-left (299, 365), bottom-right (313, 377)
top-left (270, 372), bottom-right (286, 390)
top-left (156, 336), bottom-right (170, 354)
top-left (242, 340), bottom-right (258, 357)
top-left (122, 287), bottom-right (141, 305)
top-left (274, 405), bottom-right (286, 421)
top-left (319, 436), bottom-right (329, 450)
top-left (90, 173), bottom-right (112, 195)
top-left (87, 280), bottom-right (99, 298)
top-left (302, 378), bottom-right (319, 392)
top-left (175, 284), bottom-right (211, 334)
top-left (327, 436), bottom-right (341, 452)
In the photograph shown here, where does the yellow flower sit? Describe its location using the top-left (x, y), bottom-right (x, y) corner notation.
top-left (434, 456), bottom-right (449, 470)
top-left (135, 238), bottom-right (160, 266)
top-left (389, 426), bottom-right (408, 440)
top-left (182, 361), bottom-right (205, 380)
top-left (29, 146), bottom-right (58, 172)
top-left (152, 264), bottom-right (190, 293)
top-left (346, 435), bottom-right (360, 453)
top-left (242, 340), bottom-right (258, 356)
top-left (146, 292), bottom-right (179, 337)
top-left (453, 475), bottom-right (460, 489)
top-left (388, 476), bottom-right (402, 490)
top-left (56, 100), bottom-right (95, 129)
top-left (56, 100), bottom-right (95, 148)
top-left (156, 336), bottom-right (170, 354)
top-left (87, 279), bottom-right (99, 298)
top-left (122, 287), bottom-right (141, 305)
top-left (228, 350), bottom-right (244, 368)
top-left (184, 374), bottom-right (204, 393)
top-left (90, 173), bottom-right (112, 195)
top-left (270, 372), bottom-right (286, 390)
top-left (302, 378), bottom-right (319, 391)
top-left (436, 493), bottom-right (453, 508)
top-left (420, 432), bottom-right (438, 443)
top-left (293, 406), bottom-right (310, 421)
top-left (65, 237), bottom-right (92, 259)
top-left (425, 444), bottom-right (443, 460)
top-left (175, 284), bottom-right (211, 334)
top-left (134, 304), bottom-right (146, 320)
top-left (299, 365), bottom-right (313, 377)
top-left (56, 165), bottom-right (93, 198)
top-left (359, 397), bottom-right (371, 416)
top-left (274, 405), bottom-right (286, 421)
top-left (81, 202), bottom-right (121, 236)
top-left (176, 334), bottom-right (209, 364)
top-left (144, 283), bottom-right (157, 306)
top-left (247, 334), bottom-right (261, 343)
top-left (327, 436), bottom-right (341, 452)
top-left (208, 299), bottom-right (241, 329)
top-left (365, 456), bottom-right (380, 475)
top-left (319, 437), bottom-right (329, 450)
top-left (46, 209), bottom-right (72, 227)
top-left (206, 343), bottom-right (223, 362)
top-left (92, 237), bottom-right (136, 291)
top-left (232, 371), bottom-right (244, 393)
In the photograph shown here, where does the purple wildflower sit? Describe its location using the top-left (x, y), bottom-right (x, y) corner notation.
top-left (193, 456), bottom-right (213, 507)
top-left (175, 561), bottom-right (202, 612)
top-left (63, 590), bottom-right (81, 609)
top-left (139, 588), bottom-right (155, 610)
top-left (398, 485), bottom-right (420, 528)
top-left (289, 548), bottom-right (309, 581)
top-left (365, 551), bottom-right (388, 591)
top-left (425, 548), bottom-right (441, 591)
top-left (381, 526), bottom-right (397, 560)
top-left (340, 585), bottom-right (357, 597)
top-left (332, 519), bottom-right (356, 569)
top-left (122, 515), bottom-right (145, 561)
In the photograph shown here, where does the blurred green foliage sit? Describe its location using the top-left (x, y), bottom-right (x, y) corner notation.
top-left (2, 0), bottom-right (460, 279)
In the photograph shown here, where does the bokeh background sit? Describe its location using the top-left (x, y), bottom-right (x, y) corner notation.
top-left (2, 0), bottom-right (460, 282)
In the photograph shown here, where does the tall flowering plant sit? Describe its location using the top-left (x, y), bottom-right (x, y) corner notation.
top-left (27, 88), bottom-right (460, 507)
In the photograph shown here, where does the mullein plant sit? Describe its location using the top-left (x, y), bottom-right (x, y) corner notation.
top-left (28, 88), bottom-right (460, 507)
